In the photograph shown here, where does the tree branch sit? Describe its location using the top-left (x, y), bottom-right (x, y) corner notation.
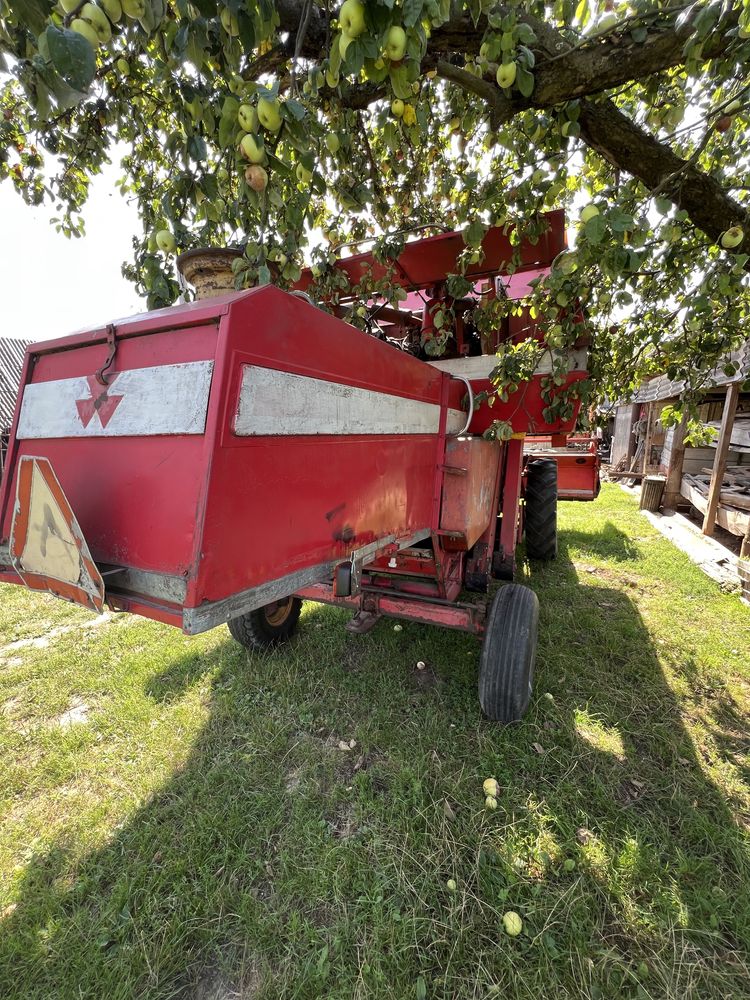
top-left (578, 97), bottom-right (750, 254)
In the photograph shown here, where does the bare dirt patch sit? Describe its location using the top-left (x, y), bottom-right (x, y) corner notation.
top-left (0, 613), bottom-right (112, 662)
top-left (53, 696), bottom-right (92, 728)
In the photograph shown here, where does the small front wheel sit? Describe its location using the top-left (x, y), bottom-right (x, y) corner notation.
top-left (478, 584), bottom-right (539, 722)
top-left (228, 596), bottom-right (302, 650)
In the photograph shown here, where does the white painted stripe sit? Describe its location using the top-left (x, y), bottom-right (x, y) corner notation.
top-left (427, 348), bottom-right (588, 379)
top-left (234, 365), bottom-right (465, 437)
top-left (17, 361), bottom-right (214, 439)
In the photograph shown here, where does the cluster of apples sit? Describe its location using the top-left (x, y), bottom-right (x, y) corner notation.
top-left (237, 95), bottom-right (284, 192)
top-left (337, 0), bottom-right (407, 63)
top-left (61, 0), bottom-right (145, 50)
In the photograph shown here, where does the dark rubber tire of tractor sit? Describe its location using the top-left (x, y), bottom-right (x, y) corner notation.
top-left (478, 584), bottom-right (539, 722)
top-left (227, 597), bottom-right (302, 650)
top-left (525, 459), bottom-right (558, 561)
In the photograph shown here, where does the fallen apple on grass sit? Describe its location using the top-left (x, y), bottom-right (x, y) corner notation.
top-left (502, 911), bottom-right (523, 936)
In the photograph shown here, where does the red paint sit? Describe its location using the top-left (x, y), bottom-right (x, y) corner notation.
top-left (498, 438), bottom-right (525, 571)
top-left (525, 434), bottom-right (601, 501)
top-left (76, 374), bottom-right (124, 429)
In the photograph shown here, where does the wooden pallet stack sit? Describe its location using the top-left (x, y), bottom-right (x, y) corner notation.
top-left (684, 466), bottom-right (750, 513)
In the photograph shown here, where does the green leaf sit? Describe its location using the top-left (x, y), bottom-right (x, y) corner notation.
top-left (446, 274), bottom-right (472, 297)
top-left (329, 34), bottom-right (342, 75)
top-left (464, 219), bottom-right (487, 247)
top-left (403, 0), bottom-right (423, 28)
top-left (45, 26), bottom-right (96, 93)
top-left (218, 111), bottom-right (237, 149)
top-left (574, 0), bottom-right (589, 27)
top-left (237, 11), bottom-right (255, 52)
top-left (258, 264), bottom-right (271, 285)
top-left (518, 44), bottom-right (535, 68)
top-left (584, 215), bottom-right (606, 243)
top-left (13, 0), bottom-right (55, 36)
top-left (285, 98), bottom-right (306, 121)
top-left (516, 64), bottom-right (535, 98)
top-left (389, 64), bottom-right (413, 100)
top-left (416, 976), bottom-right (427, 1000)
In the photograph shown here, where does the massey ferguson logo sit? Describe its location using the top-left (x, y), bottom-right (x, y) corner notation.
top-left (75, 374), bottom-right (124, 429)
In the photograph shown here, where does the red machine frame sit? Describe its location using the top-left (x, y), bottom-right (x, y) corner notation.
top-left (0, 211), bottom-right (590, 720)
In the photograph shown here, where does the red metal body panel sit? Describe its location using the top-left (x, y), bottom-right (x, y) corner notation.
top-left (0, 321), bottom-right (219, 580)
top-left (465, 371), bottom-right (588, 436)
top-left (193, 288), bottom-right (463, 610)
top-left (440, 437), bottom-right (500, 550)
top-left (525, 434), bottom-right (601, 501)
top-left (0, 286), bottom-right (470, 631)
top-left (295, 211), bottom-right (566, 294)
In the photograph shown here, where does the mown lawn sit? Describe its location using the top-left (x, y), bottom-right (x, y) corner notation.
top-left (0, 483), bottom-right (748, 1000)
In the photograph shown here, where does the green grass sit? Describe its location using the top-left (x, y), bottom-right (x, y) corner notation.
top-left (0, 483), bottom-right (748, 999)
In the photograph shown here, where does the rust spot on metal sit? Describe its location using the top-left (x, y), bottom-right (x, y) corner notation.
top-left (325, 502), bottom-right (346, 522)
top-left (333, 524), bottom-right (355, 544)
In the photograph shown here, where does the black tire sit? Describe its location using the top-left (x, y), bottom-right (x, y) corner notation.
top-left (525, 459), bottom-right (558, 561)
top-left (478, 584), bottom-right (538, 722)
top-left (227, 596), bottom-right (302, 650)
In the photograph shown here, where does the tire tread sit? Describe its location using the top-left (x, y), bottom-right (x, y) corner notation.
top-left (478, 584), bottom-right (539, 722)
top-left (228, 598), bottom-right (302, 650)
top-left (525, 459), bottom-right (558, 561)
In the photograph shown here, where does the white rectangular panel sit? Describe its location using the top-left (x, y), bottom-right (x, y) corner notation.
top-left (234, 365), bottom-right (465, 437)
top-left (17, 360), bottom-right (214, 439)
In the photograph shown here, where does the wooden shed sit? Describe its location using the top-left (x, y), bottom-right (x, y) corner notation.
top-left (610, 344), bottom-right (750, 589)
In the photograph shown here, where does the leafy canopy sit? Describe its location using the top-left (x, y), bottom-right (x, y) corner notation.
top-left (1, 0), bottom-right (749, 411)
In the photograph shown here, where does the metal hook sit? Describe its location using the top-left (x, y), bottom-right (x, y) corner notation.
top-left (95, 324), bottom-right (118, 386)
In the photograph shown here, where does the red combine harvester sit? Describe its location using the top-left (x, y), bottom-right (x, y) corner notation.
top-left (0, 211), bottom-right (588, 721)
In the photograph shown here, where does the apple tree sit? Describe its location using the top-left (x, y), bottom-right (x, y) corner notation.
top-left (1, 0), bottom-right (749, 414)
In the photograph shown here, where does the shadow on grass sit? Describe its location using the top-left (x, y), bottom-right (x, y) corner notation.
top-left (1, 532), bottom-right (748, 999)
top-left (558, 518), bottom-right (642, 562)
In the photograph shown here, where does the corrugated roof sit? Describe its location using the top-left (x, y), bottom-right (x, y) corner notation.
top-left (633, 342), bottom-right (750, 403)
top-left (0, 338), bottom-right (30, 430)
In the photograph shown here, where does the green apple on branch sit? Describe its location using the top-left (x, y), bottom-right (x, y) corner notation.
top-left (244, 165), bottom-right (268, 191)
top-left (70, 18), bottom-right (100, 47)
top-left (257, 96), bottom-right (282, 132)
top-left (238, 105), bottom-right (258, 132)
top-left (121, 0), bottom-right (146, 18)
top-left (339, 0), bottom-right (365, 39)
top-left (100, 0), bottom-right (122, 22)
top-left (385, 25), bottom-right (407, 62)
top-left (79, 3), bottom-right (112, 43)
top-left (240, 134), bottom-right (265, 163)
top-left (155, 229), bottom-right (176, 253)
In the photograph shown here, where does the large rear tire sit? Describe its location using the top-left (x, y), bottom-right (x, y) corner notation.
top-left (228, 596), bottom-right (302, 650)
top-left (478, 584), bottom-right (538, 722)
top-left (525, 459), bottom-right (558, 561)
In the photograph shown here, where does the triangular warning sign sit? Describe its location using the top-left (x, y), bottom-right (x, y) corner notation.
top-left (10, 457), bottom-right (104, 612)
